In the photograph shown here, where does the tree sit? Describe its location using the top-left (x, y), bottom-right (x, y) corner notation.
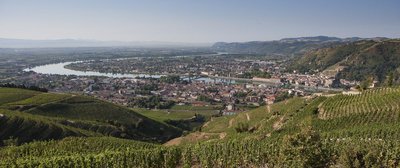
top-left (384, 72), bottom-right (394, 87)
top-left (160, 75), bottom-right (181, 84)
top-left (359, 77), bottom-right (373, 91)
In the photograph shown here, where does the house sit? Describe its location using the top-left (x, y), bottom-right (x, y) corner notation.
top-left (370, 80), bottom-right (379, 88)
top-left (226, 104), bottom-right (235, 111)
top-left (177, 102), bottom-right (186, 106)
top-left (343, 91), bottom-right (361, 95)
top-left (265, 95), bottom-right (275, 105)
top-left (223, 111), bottom-right (238, 115)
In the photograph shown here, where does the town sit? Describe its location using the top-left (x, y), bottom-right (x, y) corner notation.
top-left (0, 52), bottom-right (362, 115)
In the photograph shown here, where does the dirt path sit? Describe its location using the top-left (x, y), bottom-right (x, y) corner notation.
top-left (202, 117), bottom-right (213, 128)
top-left (219, 132), bottom-right (227, 139)
top-left (228, 118), bottom-right (234, 128)
top-left (272, 116), bottom-right (285, 130)
top-left (164, 137), bottom-right (183, 146)
top-left (202, 121), bottom-right (210, 128)
top-left (267, 105), bottom-right (271, 113)
top-left (164, 132), bottom-right (227, 146)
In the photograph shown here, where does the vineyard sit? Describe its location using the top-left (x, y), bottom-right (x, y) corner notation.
top-left (319, 87), bottom-right (400, 121)
top-left (2, 130), bottom-right (400, 167)
top-left (314, 87), bottom-right (400, 139)
top-left (2, 87), bottom-right (400, 167)
top-left (0, 88), bottom-right (181, 144)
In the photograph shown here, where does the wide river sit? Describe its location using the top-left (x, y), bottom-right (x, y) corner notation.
top-left (23, 60), bottom-right (343, 91)
top-left (24, 61), bottom-right (237, 83)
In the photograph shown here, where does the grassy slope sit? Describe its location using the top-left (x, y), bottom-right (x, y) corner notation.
top-left (135, 108), bottom-right (218, 122)
top-left (4, 86), bottom-right (398, 144)
top-left (3, 87), bottom-right (400, 167)
top-left (169, 87), bottom-right (400, 145)
top-left (163, 97), bottom-right (309, 145)
top-left (0, 88), bottom-right (181, 144)
top-left (0, 109), bottom-right (99, 145)
top-left (0, 88), bottom-right (39, 105)
top-left (0, 136), bottom-right (160, 163)
top-left (135, 105), bottom-right (220, 132)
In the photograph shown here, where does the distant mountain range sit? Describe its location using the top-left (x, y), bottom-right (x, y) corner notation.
top-left (212, 36), bottom-right (388, 55)
top-left (1, 36), bottom-right (390, 50)
top-left (0, 38), bottom-right (211, 48)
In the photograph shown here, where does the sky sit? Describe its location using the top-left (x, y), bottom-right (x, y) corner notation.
top-left (0, 0), bottom-right (399, 43)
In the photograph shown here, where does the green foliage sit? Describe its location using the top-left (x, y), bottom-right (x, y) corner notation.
top-left (0, 88), bottom-right (39, 106)
top-left (359, 76), bottom-right (373, 90)
top-left (288, 41), bottom-right (375, 73)
top-left (213, 36), bottom-right (342, 55)
top-left (196, 94), bottom-right (214, 102)
top-left (234, 122), bottom-right (250, 133)
top-left (0, 109), bottom-right (95, 145)
top-left (3, 88), bottom-right (400, 167)
top-left (4, 134), bottom-right (400, 168)
top-left (164, 114), bottom-right (205, 131)
top-left (233, 92), bottom-right (247, 98)
top-left (135, 83), bottom-right (158, 95)
top-left (289, 40), bottom-right (400, 83)
top-left (318, 87), bottom-right (400, 122)
top-left (159, 75), bottom-right (181, 84)
top-left (280, 127), bottom-right (332, 167)
top-left (2, 136), bottom-right (18, 146)
top-left (6, 93), bottom-right (71, 107)
top-left (274, 91), bottom-right (293, 102)
top-left (131, 95), bottom-right (175, 109)
top-left (0, 88), bottom-right (182, 143)
top-left (237, 69), bottom-right (271, 79)
top-left (0, 83), bottom-right (48, 92)
top-left (384, 71), bottom-right (395, 87)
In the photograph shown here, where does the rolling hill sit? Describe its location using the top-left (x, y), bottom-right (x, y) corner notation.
top-left (288, 39), bottom-right (400, 83)
top-left (0, 88), bottom-right (182, 144)
top-left (2, 87), bottom-right (400, 167)
top-left (212, 36), bottom-right (363, 55)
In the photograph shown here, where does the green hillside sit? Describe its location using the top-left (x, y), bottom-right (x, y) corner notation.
top-left (0, 109), bottom-right (98, 146)
top-left (0, 88), bottom-right (39, 105)
top-left (0, 88), bottom-right (181, 144)
top-left (316, 87), bottom-right (400, 139)
top-left (190, 87), bottom-right (400, 141)
top-left (212, 36), bottom-right (356, 55)
top-left (289, 39), bottom-right (400, 83)
top-left (2, 87), bottom-right (400, 167)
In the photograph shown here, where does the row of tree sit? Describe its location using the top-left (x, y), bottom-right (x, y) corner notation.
top-left (0, 83), bottom-right (48, 92)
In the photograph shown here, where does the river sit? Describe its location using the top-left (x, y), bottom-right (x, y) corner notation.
top-left (23, 58), bottom-right (343, 91)
top-left (23, 61), bottom-right (237, 84)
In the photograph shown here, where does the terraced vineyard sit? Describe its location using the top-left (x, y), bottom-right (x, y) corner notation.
top-left (313, 87), bottom-right (400, 140)
top-left (318, 88), bottom-right (400, 122)
top-left (2, 87), bottom-right (400, 167)
top-left (0, 88), bottom-right (182, 144)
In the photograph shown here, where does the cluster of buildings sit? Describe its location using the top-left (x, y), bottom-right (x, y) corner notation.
top-left (66, 55), bottom-right (282, 79)
top-left (281, 73), bottom-right (358, 89)
top-left (10, 72), bottom-right (299, 114)
top-left (3, 55), bottom-right (363, 116)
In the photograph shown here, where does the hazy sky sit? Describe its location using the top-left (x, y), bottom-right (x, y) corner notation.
top-left (0, 0), bottom-right (399, 43)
